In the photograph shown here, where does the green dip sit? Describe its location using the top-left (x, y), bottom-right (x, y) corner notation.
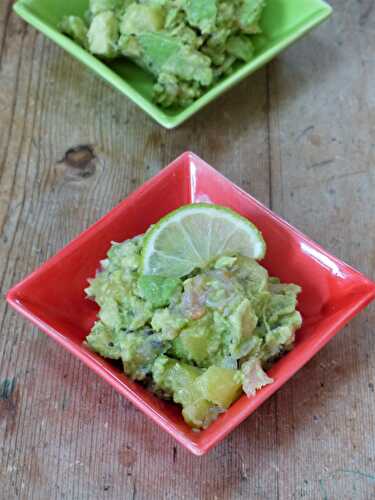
top-left (86, 235), bottom-right (302, 429)
top-left (60, 0), bottom-right (266, 107)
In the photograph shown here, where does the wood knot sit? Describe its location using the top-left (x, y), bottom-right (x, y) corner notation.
top-left (0, 377), bottom-right (18, 437)
top-left (0, 377), bottom-right (16, 400)
top-left (59, 145), bottom-right (96, 178)
top-left (118, 446), bottom-right (137, 467)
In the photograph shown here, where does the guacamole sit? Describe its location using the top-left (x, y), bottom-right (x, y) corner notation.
top-left (60, 0), bottom-right (266, 107)
top-left (85, 235), bottom-right (302, 429)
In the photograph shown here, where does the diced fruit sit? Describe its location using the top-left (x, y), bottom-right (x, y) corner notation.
top-left (262, 311), bottom-right (302, 359)
top-left (227, 35), bottom-right (254, 61)
top-left (162, 46), bottom-right (213, 86)
top-left (229, 299), bottom-right (258, 357)
top-left (88, 11), bottom-right (119, 58)
top-left (195, 366), bottom-right (242, 408)
top-left (120, 3), bottom-right (165, 35)
top-left (86, 321), bottom-right (121, 359)
top-left (232, 256), bottom-right (269, 296)
top-left (172, 315), bottom-right (221, 367)
top-left (238, 0), bottom-right (266, 33)
top-left (137, 32), bottom-right (182, 74)
top-left (90, 0), bottom-right (123, 15)
top-left (183, 0), bottom-right (217, 34)
top-left (152, 355), bottom-right (202, 395)
top-left (152, 356), bottom-right (218, 428)
top-left (138, 275), bottom-right (181, 308)
top-left (182, 398), bottom-right (214, 428)
top-left (267, 290), bottom-right (299, 325)
top-left (120, 332), bottom-right (168, 380)
top-left (60, 16), bottom-right (88, 48)
top-left (151, 309), bottom-right (188, 340)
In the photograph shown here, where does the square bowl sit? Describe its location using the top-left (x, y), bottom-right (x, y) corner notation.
top-left (14, 0), bottom-right (332, 129)
top-left (7, 152), bottom-right (375, 455)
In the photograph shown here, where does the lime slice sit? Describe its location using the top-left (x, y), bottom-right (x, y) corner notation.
top-left (142, 204), bottom-right (266, 277)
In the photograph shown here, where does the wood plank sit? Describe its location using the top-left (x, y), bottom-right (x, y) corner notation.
top-left (268, 0), bottom-right (375, 498)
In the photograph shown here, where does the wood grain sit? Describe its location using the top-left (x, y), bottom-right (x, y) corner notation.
top-left (1, 0), bottom-right (374, 499)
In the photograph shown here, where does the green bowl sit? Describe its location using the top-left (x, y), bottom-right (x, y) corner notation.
top-left (14, 0), bottom-right (332, 129)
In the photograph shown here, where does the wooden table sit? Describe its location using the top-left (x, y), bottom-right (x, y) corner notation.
top-left (1, 1), bottom-right (374, 498)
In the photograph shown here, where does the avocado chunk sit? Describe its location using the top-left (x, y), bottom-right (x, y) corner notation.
top-left (120, 3), bottom-right (165, 35)
top-left (238, 0), bottom-right (266, 33)
top-left (183, 0), bottom-right (217, 34)
top-left (152, 355), bottom-right (223, 428)
top-left (138, 275), bottom-right (181, 308)
top-left (120, 331), bottom-right (169, 381)
top-left (229, 299), bottom-right (258, 358)
top-left (90, 0), bottom-right (124, 16)
top-left (227, 35), bottom-right (254, 62)
top-left (86, 320), bottom-right (121, 359)
top-left (172, 314), bottom-right (221, 367)
top-left (88, 11), bottom-right (120, 58)
top-left (195, 366), bottom-right (242, 408)
top-left (60, 16), bottom-right (89, 48)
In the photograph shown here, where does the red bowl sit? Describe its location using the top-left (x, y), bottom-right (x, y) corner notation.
top-left (7, 152), bottom-right (375, 455)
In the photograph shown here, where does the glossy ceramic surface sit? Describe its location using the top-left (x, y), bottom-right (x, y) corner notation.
top-left (7, 152), bottom-right (375, 455)
top-left (13, 0), bottom-right (332, 128)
